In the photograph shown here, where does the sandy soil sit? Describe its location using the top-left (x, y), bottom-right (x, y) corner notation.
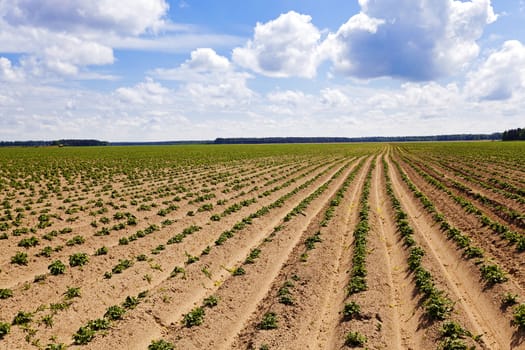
top-left (1, 146), bottom-right (524, 350)
top-left (388, 153), bottom-right (523, 349)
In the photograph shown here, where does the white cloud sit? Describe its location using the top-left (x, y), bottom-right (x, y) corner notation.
top-left (2, 0), bottom-right (169, 35)
top-left (0, 0), bottom-right (239, 79)
top-left (323, 0), bottom-right (497, 80)
top-left (321, 12), bottom-right (385, 76)
top-left (103, 33), bottom-right (243, 53)
top-left (397, 82), bottom-right (461, 108)
top-left (320, 88), bottom-right (350, 107)
top-left (0, 3), bottom-right (118, 79)
top-left (153, 48), bottom-right (231, 81)
top-left (152, 48), bottom-right (255, 108)
top-left (184, 79), bottom-right (254, 108)
top-left (115, 78), bottom-right (170, 104)
top-left (267, 90), bottom-right (308, 106)
top-left (342, 12), bottom-right (384, 33)
top-left (44, 39), bottom-right (114, 67)
top-left (231, 1), bottom-right (496, 81)
top-left (465, 40), bottom-right (525, 100)
top-left (265, 90), bottom-right (311, 115)
top-left (186, 48), bottom-right (230, 72)
top-left (232, 11), bottom-right (322, 78)
top-left (0, 57), bottom-right (24, 82)
top-left (263, 82), bottom-right (463, 127)
top-left (1, 75), bottom-right (523, 141)
top-left (436, 0), bottom-right (497, 73)
top-left (42, 37), bottom-right (114, 76)
top-left (0, 33), bottom-right (114, 78)
top-left (0, 0), bottom-right (522, 141)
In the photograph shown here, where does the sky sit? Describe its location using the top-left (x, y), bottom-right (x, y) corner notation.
top-left (0, 0), bottom-right (524, 141)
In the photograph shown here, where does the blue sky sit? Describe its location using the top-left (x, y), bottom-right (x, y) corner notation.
top-left (0, 0), bottom-right (524, 141)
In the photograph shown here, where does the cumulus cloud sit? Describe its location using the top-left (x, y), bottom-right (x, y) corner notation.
top-left (436, 0), bottom-right (498, 73)
top-left (1, 0), bottom-right (521, 141)
top-left (265, 90), bottom-right (314, 116)
top-left (323, 0), bottom-right (497, 80)
top-left (152, 48), bottom-right (231, 81)
top-left (2, 0), bottom-right (169, 35)
top-left (231, 1), bottom-right (496, 81)
top-left (42, 37), bottom-right (114, 75)
top-left (0, 57), bottom-right (24, 82)
top-left (399, 82), bottom-right (460, 107)
top-left (267, 90), bottom-right (308, 106)
top-left (185, 48), bottom-right (230, 71)
top-left (115, 78), bottom-right (170, 104)
top-left (184, 79), bottom-right (254, 108)
top-left (0, 33), bottom-right (114, 78)
top-left (232, 11), bottom-right (322, 78)
top-left (1, 74), bottom-right (522, 141)
top-left (0, 0), bottom-right (233, 79)
top-left (152, 48), bottom-right (255, 108)
top-left (466, 40), bottom-right (525, 100)
top-left (320, 88), bottom-right (350, 107)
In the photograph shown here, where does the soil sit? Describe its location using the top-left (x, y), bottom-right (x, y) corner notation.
top-left (1, 146), bottom-right (524, 350)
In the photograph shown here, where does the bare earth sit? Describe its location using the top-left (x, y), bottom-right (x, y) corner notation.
top-left (1, 145), bottom-right (524, 350)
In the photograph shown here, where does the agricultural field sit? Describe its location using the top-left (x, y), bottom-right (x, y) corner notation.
top-left (0, 142), bottom-right (524, 350)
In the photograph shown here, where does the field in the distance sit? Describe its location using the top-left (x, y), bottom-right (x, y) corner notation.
top-left (0, 142), bottom-right (524, 350)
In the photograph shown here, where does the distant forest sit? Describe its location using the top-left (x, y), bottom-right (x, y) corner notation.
top-left (502, 127), bottom-right (525, 141)
top-left (0, 139), bottom-right (108, 147)
top-left (214, 133), bottom-right (502, 144)
top-left (0, 132), bottom-right (512, 147)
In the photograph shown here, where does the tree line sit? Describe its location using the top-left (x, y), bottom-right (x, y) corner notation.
top-left (4, 130), bottom-right (522, 147)
top-left (502, 128), bottom-right (525, 141)
top-left (214, 134), bottom-right (502, 144)
top-left (0, 139), bottom-right (108, 147)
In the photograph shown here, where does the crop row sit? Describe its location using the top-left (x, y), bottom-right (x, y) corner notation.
top-left (402, 154), bottom-right (525, 229)
top-left (390, 155), bottom-right (525, 337)
top-left (0, 159), bottom-right (348, 347)
top-left (339, 159), bottom-right (374, 347)
top-left (248, 157), bottom-right (369, 338)
top-left (428, 155), bottom-right (525, 205)
top-left (0, 154), bottom-right (314, 248)
top-left (383, 157), bottom-right (477, 349)
top-left (1, 158), bottom-right (337, 289)
top-left (392, 158), bottom-right (510, 286)
top-left (398, 155), bottom-right (525, 251)
top-left (134, 158), bottom-right (364, 347)
top-left (64, 159), bottom-right (358, 346)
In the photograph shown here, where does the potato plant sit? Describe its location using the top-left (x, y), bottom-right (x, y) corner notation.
top-left (0, 288), bottom-right (13, 299)
top-left (0, 322), bottom-right (10, 339)
top-left (69, 252), bottom-right (89, 267)
top-left (0, 143), bottom-right (520, 348)
top-left (258, 312), bottom-right (278, 330)
top-left (345, 331), bottom-right (367, 347)
top-left (48, 260), bottom-right (66, 275)
top-left (148, 339), bottom-right (175, 350)
top-left (182, 307), bottom-right (205, 327)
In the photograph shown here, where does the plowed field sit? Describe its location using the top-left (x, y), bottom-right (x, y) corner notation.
top-left (0, 142), bottom-right (524, 350)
